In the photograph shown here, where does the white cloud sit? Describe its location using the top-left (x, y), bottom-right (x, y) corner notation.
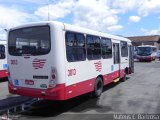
top-left (140, 28), bottom-right (160, 35)
top-left (146, 29), bottom-right (160, 35)
top-left (23, 0), bottom-right (47, 4)
top-left (0, 0), bottom-right (124, 38)
top-left (34, 0), bottom-right (123, 32)
top-left (107, 25), bottom-right (123, 31)
top-left (112, 0), bottom-right (160, 16)
top-left (112, 0), bottom-right (138, 13)
top-left (0, 5), bottom-right (35, 29)
top-left (129, 16), bottom-right (141, 23)
top-left (0, 5), bottom-right (36, 39)
top-left (34, 0), bottom-right (74, 20)
top-left (3, 0), bottom-right (160, 38)
top-left (73, 0), bottom-right (121, 32)
top-left (140, 28), bottom-right (148, 32)
top-left (138, 0), bottom-right (160, 16)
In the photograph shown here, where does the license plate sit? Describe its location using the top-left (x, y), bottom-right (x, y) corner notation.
top-left (25, 80), bottom-right (34, 85)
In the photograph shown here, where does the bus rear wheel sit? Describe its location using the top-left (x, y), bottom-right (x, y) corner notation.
top-left (92, 77), bottom-right (103, 98)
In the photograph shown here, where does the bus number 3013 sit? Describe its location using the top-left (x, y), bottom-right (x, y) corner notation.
top-left (68, 69), bottom-right (76, 77)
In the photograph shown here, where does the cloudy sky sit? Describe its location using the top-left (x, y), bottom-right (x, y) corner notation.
top-left (0, 0), bottom-right (160, 40)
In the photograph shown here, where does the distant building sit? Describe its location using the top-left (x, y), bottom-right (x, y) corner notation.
top-left (127, 35), bottom-right (160, 50)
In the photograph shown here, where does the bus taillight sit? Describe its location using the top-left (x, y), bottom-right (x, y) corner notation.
top-left (51, 74), bottom-right (56, 79)
top-left (49, 67), bottom-right (57, 88)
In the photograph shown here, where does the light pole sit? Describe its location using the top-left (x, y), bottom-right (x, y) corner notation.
top-left (46, 0), bottom-right (50, 21)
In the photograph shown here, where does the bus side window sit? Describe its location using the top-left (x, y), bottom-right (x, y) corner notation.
top-left (0, 45), bottom-right (5, 59)
top-left (76, 34), bottom-right (86, 61)
top-left (121, 41), bottom-right (128, 57)
top-left (86, 35), bottom-right (101, 60)
top-left (66, 32), bottom-right (75, 62)
top-left (101, 38), bottom-right (112, 59)
top-left (65, 32), bottom-right (86, 62)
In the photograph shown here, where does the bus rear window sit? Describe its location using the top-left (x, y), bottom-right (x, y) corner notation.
top-left (8, 25), bottom-right (50, 56)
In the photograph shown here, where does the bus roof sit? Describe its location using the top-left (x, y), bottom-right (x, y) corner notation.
top-left (8, 21), bottom-right (131, 43)
top-left (63, 22), bottom-right (130, 42)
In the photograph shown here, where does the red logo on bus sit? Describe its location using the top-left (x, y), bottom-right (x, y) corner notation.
top-left (94, 61), bottom-right (102, 72)
top-left (68, 69), bottom-right (76, 77)
top-left (32, 58), bottom-right (46, 69)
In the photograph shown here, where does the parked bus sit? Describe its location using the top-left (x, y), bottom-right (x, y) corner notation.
top-left (0, 40), bottom-right (8, 78)
top-left (7, 21), bottom-right (134, 100)
top-left (136, 45), bottom-right (157, 62)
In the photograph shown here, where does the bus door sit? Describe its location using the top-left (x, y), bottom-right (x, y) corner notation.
top-left (120, 41), bottom-right (128, 76)
top-left (113, 43), bottom-right (120, 79)
top-left (129, 45), bottom-right (134, 73)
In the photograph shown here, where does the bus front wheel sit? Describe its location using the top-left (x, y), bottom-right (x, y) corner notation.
top-left (92, 77), bottom-right (103, 98)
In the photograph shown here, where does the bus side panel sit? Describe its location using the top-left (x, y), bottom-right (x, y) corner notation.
top-left (65, 60), bottom-right (96, 99)
top-left (64, 57), bottom-right (114, 99)
top-left (52, 24), bottom-right (66, 84)
top-left (49, 24), bottom-right (67, 99)
top-left (102, 59), bottom-right (114, 85)
top-left (64, 56), bottom-right (118, 99)
top-left (65, 78), bottom-right (95, 99)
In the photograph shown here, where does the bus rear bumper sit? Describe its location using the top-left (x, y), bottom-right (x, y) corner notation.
top-left (8, 83), bottom-right (66, 100)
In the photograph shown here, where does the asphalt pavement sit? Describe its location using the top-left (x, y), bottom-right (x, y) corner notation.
top-left (0, 78), bottom-right (33, 113)
top-left (1, 60), bottom-right (160, 120)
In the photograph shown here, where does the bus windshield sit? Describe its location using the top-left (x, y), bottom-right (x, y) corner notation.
top-left (137, 47), bottom-right (152, 56)
top-left (8, 25), bottom-right (50, 56)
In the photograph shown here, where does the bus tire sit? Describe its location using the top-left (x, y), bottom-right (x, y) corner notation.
top-left (92, 77), bottom-right (103, 98)
top-left (121, 73), bottom-right (126, 82)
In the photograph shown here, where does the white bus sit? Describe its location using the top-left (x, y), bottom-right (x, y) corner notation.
top-left (136, 45), bottom-right (157, 62)
top-left (0, 40), bottom-right (8, 79)
top-left (7, 21), bottom-right (134, 100)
